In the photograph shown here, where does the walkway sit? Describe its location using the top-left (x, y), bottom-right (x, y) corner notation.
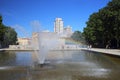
top-left (0, 49), bottom-right (4, 51)
top-left (82, 48), bottom-right (120, 56)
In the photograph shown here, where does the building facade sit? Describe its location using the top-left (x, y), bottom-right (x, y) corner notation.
top-left (32, 32), bottom-right (65, 50)
top-left (54, 18), bottom-right (73, 37)
top-left (63, 25), bottom-right (73, 37)
top-left (9, 38), bottom-right (32, 50)
top-left (64, 25), bottom-right (72, 33)
top-left (54, 18), bottom-right (64, 33)
top-left (18, 38), bottom-right (31, 45)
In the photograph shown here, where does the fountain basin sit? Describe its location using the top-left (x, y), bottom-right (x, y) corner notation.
top-left (0, 50), bottom-right (120, 80)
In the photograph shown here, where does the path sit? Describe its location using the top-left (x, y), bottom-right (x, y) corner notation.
top-left (82, 48), bottom-right (120, 56)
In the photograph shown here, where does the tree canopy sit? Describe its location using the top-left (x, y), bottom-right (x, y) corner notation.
top-left (71, 31), bottom-right (85, 44)
top-left (83, 0), bottom-right (120, 48)
top-left (0, 15), bottom-right (17, 48)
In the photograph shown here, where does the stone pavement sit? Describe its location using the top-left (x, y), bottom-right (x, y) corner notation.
top-left (82, 48), bottom-right (120, 56)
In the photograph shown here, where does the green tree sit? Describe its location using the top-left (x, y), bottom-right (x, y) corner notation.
top-left (83, 12), bottom-right (105, 47)
top-left (0, 15), bottom-right (17, 48)
top-left (3, 27), bottom-right (17, 47)
top-left (0, 15), bottom-right (2, 24)
top-left (71, 31), bottom-right (85, 43)
top-left (0, 15), bottom-right (5, 48)
top-left (83, 0), bottom-right (120, 48)
top-left (107, 0), bottom-right (120, 48)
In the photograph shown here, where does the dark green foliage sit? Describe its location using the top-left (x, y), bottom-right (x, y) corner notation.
top-left (0, 15), bottom-right (2, 24)
top-left (71, 31), bottom-right (85, 44)
top-left (83, 0), bottom-right (120, 48)
top-left (0, 15), bottom-right (5, 48)
top-left (0, 15), bottom-right (17, 48)
top-left (3, 27), bottom-right (17, 47)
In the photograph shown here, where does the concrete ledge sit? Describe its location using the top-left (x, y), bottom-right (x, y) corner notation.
top-left (0, 48), bottom-right (33, 51)
top-left (0, 48), bottom-right (86, 51)
top-left (82, 48), bottom-right (120, 56)
top-left (2, 47), bottom-right (120, 57)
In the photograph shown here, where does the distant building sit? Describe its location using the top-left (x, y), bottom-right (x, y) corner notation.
top-left (54, 18), bottom-right (73, 37)
top-left (18, 38), bottom-right (31, 45)
top-left (32, 32), bottom-right (65, 50)
top-left (9, 38), bottom-right (31, 50)
top-left (64, 25), bottom-right (72, 33)
top-left (54, 18), bottom-right (64, 33)
top-left (64, 25), bottom-right (73, 37)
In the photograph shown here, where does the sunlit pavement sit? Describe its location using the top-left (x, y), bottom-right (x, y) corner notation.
top-left (82, 48), bottom-right (120, 56)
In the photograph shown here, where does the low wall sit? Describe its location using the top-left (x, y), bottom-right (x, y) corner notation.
top-left (8, 44), bottom-right (87, 50)
top-left (9, 45), bottom-right (33, 50)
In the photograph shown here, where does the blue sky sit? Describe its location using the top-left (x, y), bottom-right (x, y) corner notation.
top-left (0, 0), bottom-right (111, 37)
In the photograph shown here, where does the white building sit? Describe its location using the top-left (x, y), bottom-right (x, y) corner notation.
top-left (17, 38), bottom-right (31, 45)
top-left (54, 18), bottom-right (73, 37)
top-left (32, 32), bottom-right (65, 50)
top-left (64, 25), bottom-right (72, 33)
top-left (9, 38), bottom-right (32, 50)
top-left (63, 25), bottom-right (73, 37)
top-left (54, 18), bottom-right (64, 33)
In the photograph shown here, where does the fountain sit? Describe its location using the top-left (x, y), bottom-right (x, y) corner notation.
top-left (1, 21), bottom-right (120, 80)
top-left (32, 31), bottom-right (65, 66)
top-left (1, 30), bottom-right (120, 80)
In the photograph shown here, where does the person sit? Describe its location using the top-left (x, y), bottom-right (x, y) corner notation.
top-left (106, 44), bottom-right (109, 49)
top-left (90, 45), bottom-right (92, 49)
top-left (87, 45), bottom-right (90, 49)
top-left (87, 45), bottom-right (92, 49)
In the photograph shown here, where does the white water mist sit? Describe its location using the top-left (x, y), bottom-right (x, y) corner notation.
top-left (32, 32), bottom-right (63, 64)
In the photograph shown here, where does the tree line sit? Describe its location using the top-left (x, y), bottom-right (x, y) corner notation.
top-left (0, 15), bottom-right (17, 48)
top-left (71, 31), bottom-right (85, 44)
top-left (83, 0), bottom-right (120, 49)
top-left (71, 0), bottom-right (120, 49)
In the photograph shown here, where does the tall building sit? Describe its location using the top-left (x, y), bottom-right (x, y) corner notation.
top-left (54, 18), bottom-right (64, 33)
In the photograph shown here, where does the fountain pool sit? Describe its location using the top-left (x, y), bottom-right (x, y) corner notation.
top-left (0, 50), bottom-right (120, 80)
